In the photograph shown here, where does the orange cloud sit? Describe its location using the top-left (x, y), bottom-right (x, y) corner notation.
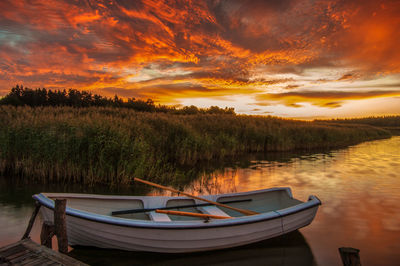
top-left (0, 0), bottom-right (399, 116)
top-left (322, 0), bottom-right (400, 74)
top-left (256, 90), bottom-right (400, 108)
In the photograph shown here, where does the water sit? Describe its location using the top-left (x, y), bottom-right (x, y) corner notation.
top-left (1, 137), bottom-right (400, 265)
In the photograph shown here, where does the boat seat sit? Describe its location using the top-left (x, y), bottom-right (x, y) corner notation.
top-left (198, 206), bottom-right (231, 218)
top-left (148, 211), bottom-right (172, 222)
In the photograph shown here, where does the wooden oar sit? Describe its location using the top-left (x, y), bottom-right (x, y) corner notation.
top-left (134, 177), bottom-right (258, 216)
top-left (156, 209), bottom-right (229, 219)
top-left (111, 198), bottom-right (252, 216)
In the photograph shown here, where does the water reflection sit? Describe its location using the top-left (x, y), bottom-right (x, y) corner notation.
top-left (184, 137), bottom-right (400, 266)
top-left (69, 231), bottom-right (315, 266)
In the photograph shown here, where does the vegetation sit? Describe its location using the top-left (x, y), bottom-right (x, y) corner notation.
top-left (0, 85), bottom-right (235, 115)
top-left (0, 105), bottom-right (391, 187)
top-left (317, 116), bottom-right (400, 135)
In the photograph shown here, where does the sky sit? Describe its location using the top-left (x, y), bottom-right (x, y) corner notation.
top-left (0, 0), bottom-right (399, 118)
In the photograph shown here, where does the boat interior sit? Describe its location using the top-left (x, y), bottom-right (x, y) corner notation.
top-left (47, 189), bottom-right (303, 222)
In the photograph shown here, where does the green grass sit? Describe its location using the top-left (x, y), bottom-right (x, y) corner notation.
top-left (0, 106), bottom-right (392, 186)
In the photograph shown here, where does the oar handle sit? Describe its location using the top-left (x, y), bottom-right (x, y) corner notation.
top-left (134, 178), bottom-right (258, 216)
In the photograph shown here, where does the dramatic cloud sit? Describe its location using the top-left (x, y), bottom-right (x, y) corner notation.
top-left (255, 90), bottom-right (400, 108)
top-left (0, 0), bottom-right (399, 116)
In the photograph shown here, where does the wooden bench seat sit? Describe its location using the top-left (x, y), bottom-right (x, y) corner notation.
top-left (148, 211), bottom-right (172, 222)
top-left (198, 206), bottom-right (231, 218)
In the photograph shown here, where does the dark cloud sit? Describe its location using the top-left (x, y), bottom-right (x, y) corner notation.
top-left (100, 87), bottom-right (141, 98)
top-left (337, 73), bottom-right (357, 81)
top-left (284, 84), bottom-right (301, 90)
top-left (141, 83), bottom-right (211, 93)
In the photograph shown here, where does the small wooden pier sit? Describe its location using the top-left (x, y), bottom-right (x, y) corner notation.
top-left (0, 198), bottom-right (87, 266)
top-left (0, 239), bottom-right (87, 266)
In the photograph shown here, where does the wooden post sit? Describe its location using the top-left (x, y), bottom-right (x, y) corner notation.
top-left (339, 247), bottom-right (361, 266)
top-left (54, 199), bottom-right (68, 254)
top-left (22, 202), bottom-right (41, 239)
top-left (40, 221), bottom-right (55, 248)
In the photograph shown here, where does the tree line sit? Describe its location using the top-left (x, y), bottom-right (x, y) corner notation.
top-left (0, 85), bottom-right (235, 115)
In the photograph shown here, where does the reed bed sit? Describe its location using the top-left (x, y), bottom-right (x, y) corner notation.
top-left (0, 106), bottom-right (391, 186)
top-left (317, 116), bottom-right (400, 135)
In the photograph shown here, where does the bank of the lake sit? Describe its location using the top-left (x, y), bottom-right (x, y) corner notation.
top-left (0, 105), bottom-right (391, 187)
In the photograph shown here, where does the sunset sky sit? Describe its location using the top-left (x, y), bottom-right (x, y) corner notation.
top-left (0, 0), bottom-right (399, 118)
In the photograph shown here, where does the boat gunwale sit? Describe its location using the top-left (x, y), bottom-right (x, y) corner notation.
top-left (33, 188), bottom-right (321, 230)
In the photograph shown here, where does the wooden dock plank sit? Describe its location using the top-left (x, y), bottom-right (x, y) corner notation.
top-left (7, 250), bottom-right (32, 262)
top-left (20, 257), bottom-right (45, 266)
top-left (7, 248), bottom-right (31, 260)
top-left (8, 250), bottom-right (36, 264)
top-left (18, 255), bottom-right (41, 266)
top-left (0, 243), bottom-right (26, 258)
top-left (0, 239), bottom-right (87, 266)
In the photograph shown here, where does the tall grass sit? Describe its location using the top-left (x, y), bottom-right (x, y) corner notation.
top-left (317, 116), bottom-right (400, 135)
top-left (0, 106), bottom-right (391, 186)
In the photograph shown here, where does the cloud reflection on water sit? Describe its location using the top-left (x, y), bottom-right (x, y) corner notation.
top-left (187, 137), bottom-right (400, 266)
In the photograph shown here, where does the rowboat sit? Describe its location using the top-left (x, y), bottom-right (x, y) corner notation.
top-left (33, 186), bottom-right (321, 253)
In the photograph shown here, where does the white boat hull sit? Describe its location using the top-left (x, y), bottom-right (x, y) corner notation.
top-left (35, 188), bottom-right (321, 253)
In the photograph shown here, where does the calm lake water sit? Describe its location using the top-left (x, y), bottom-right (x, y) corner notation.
top-left (1, 136), bottom-right (400, 265)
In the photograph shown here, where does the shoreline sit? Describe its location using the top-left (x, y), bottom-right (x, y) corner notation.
top-left (0, 105), bottom-right (393, 187)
